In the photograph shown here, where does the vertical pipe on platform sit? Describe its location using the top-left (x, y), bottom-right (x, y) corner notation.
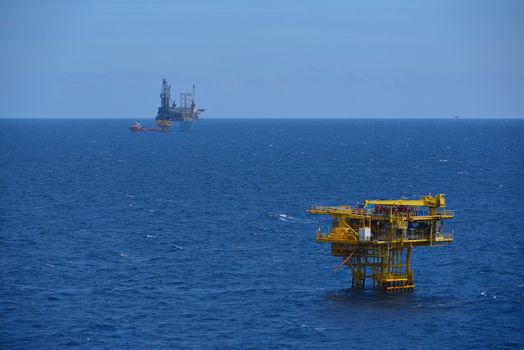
top-left (430, 221), bottom-right (433, 246)
top-left (406, 244), bottom-right (413, 284)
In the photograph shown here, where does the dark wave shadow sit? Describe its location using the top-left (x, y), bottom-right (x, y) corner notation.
top-left (323, 287), bottom-right (467, 312)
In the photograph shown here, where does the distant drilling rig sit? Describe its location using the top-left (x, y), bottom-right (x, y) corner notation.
top-left (308, 194), bottom-right (454, 292)
top-left (155, 78), bottom-right (205, 131)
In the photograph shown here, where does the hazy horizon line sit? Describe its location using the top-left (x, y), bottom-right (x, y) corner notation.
top-left (1, 116), bottom-right (523, 120)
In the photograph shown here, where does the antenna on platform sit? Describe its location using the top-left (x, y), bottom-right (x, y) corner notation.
top-left (192, 84), bottom-right (196, 107)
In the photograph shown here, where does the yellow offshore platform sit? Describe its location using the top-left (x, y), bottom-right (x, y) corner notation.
top-left (308, 194), bottom-right (454, 292)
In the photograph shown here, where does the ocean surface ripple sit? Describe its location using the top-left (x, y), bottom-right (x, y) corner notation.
top-left (1, 119), bottom-right (523, 349)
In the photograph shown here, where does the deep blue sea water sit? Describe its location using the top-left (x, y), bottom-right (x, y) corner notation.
top-left (1, 119), bottom-right (523, 349)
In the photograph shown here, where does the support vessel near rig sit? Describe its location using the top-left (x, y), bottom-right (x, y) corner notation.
top-left (308, 194), bottom-right (454, 292)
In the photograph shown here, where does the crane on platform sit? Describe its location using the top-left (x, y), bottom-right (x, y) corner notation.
top-left (365, 194), bottom-right (446, 215)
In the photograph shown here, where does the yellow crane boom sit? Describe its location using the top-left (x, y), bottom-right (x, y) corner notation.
top-left (364, 194), bottom-right (446, 215)
top-left (364, 194), bottom-right (446, 208)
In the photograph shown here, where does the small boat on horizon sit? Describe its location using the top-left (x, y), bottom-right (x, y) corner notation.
top-left (129, 121), bottom-right (145, 132)
top-left (129, 121), bottom-right (165, 132)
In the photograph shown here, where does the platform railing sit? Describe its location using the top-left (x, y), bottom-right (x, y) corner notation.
top-left (372, 210), bottom-right (455, 218)
top-left (309, 205), bottom-right (369, 216)
top-left (310, 205), bottom-right (454, 219)
top-left (321, 232), bottom-right (454, 242)
top-left (435, 233), bottom-right (454, 241)
top-left (316, 232), bottom-right (330, 240)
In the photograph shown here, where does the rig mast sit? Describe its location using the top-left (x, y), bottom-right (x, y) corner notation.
top-left (308, 194), bottom-right (454, 292)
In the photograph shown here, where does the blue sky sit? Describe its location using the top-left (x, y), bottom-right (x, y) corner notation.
top-left (0, 0), bottom-right (523, 118)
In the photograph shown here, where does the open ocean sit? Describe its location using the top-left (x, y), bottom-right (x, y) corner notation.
top-left (1, 119), bottom-right (523, 349)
